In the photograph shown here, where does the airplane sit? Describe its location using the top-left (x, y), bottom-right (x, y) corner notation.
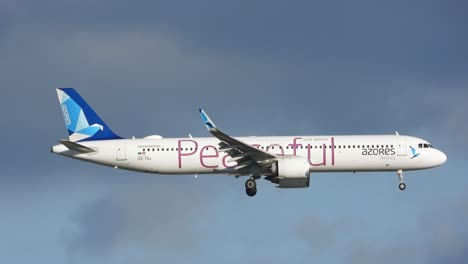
top-left (51, 88), bottom-right (447, 197)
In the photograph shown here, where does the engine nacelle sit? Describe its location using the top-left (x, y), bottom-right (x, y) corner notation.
top-left (269, 157), bottom-right (310, 188)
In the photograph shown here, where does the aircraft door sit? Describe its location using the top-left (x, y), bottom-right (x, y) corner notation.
top-left (397, 135), bottom-right (407, 156)
top-left (116, 142), bottom-right (127, 161)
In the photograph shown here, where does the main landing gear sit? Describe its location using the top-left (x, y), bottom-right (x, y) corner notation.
top-left (245, 177), bottom-right (258, 197)
top-left (397, 169), bottom-right (406, 191)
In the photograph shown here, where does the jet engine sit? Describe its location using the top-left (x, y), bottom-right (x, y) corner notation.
top-left (267, 156), bottom-right (310, 188)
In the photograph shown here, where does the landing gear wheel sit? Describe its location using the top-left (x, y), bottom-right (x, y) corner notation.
top-left (399, 182), bottom-right (406, 191)
top-left (245, 178), bottom-right (257, 197)
top-left (246, 187), bottom-right (257, 197)
top-left (245, 179), bottom-right (256, 190)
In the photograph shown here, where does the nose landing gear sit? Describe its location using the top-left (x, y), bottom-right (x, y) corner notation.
top-left (399, 182), bottom-right (406, 191)
top-left (397, 170), bottom-right (406, 191)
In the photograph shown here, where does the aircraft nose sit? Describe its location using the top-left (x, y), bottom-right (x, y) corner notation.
top-left (436, 150), bottom-right (447, 166)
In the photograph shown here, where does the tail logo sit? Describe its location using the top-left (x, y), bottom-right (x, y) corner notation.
top-left (57, 89), bottom-right (107, 142)
top-left (61, 104), bottom-right (72, 126)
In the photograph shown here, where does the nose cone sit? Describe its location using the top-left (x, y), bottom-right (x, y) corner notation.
top-left (436, 150), bottom-right (447, 166)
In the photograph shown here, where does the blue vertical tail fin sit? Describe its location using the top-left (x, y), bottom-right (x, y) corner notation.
top-left (56, 88), bottom-right (122, 142)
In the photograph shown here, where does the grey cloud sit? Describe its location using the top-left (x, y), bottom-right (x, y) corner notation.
top-left (296, 215), bottom-right (367, 255)
top-left (62, 177), bottom-right (208, 263)
top-left (345, 194), bottom-right (468, 264)
top-left (347, 241), bottom-right (420, 264)
top-left (419, 198), bottom-right (468, 264)
top-left (5, 0), bottom-right (467, 75)
top-left (387, 83), bottom-right (468, 154)
top-left (0, 1), bottom-right (467, 263)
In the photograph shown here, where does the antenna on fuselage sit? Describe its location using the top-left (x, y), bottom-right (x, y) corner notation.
top-left (189, 133), bottom-right (193, 138)
top-left (395, 131), bottom-right (399, 135)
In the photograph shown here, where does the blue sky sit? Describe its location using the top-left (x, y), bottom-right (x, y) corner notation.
top-left (0, 1), bottom-right (467, 263)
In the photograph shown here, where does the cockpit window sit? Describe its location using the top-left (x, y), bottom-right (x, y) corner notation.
top-left (419, 143), bottom-right (433, 148)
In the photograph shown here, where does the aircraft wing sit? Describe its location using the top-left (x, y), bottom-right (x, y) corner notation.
top-left (199, 109), bottom-right (276, 171)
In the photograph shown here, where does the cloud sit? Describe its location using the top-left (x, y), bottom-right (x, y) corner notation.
top-left (296, 215), bottom-right (366, 253)
top-left (0, 1), bottom-right (466, 264)
top-left (420, 197), bottom-right (468, 264)
top-left (343, 193), bottom-right (468, 264)
top-left (62, 177), bottom-right (209, 263)
top-left (4, 0), bottom-right (467, 71)
top-left (387, 81), bottom-right (468, 153)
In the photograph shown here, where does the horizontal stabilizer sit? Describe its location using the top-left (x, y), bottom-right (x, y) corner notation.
top-left (59, 140), bottom-right (96, 153)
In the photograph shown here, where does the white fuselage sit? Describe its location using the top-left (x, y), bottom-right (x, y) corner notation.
top-left (52, 134), bottom-right (447, 175)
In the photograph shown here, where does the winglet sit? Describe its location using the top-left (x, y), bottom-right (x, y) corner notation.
top-left (199, 109), bottom-right (217, 130)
